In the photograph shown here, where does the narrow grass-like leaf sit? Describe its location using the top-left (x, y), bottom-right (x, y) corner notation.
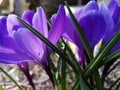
top-left (0, 67), bottom-right (22, 90)
top-left (109, 77), bottom-right (120, 90)
top-left (80, 76), bottom-right (91, 90)
top-left (72, 78), bottom-right (81, 90)
top-left (116, 82), bottom-right (120, 90)
top-left (101, 50), bottom-right (120, 65)
top-left (56, 58), bottom-right (62, 81)
top-left (102, 61), bottom-right (120, 81)
top-left (61, 59), bottom-right (66, 90)
top-left (65, 2), bottom-right (93, 60)
top-left (84, 31), bottom-right (120, 77)
top-left (17, 17), bottom-right (79, 74)
top-left (94, 70), bottom-right (103, 90)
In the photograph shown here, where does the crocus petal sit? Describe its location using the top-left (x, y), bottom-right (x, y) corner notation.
top-left (63, 16), bottom-right (76, 44)
top-left (22, 10), bottom-right (34, 25)
top-left (0, 36), bottom-right (21, 50)
top-left (0, 16), bottom-right (8, 35)
top-left (108, 0), bottom-right (120, 24)
top-left (74, 7), bottom-right (84, 21)
top-left (83, 1), bottom-right (99, 13)
top-left (7, 14), bottom-right (23, 35)
top-left (32, 7), bottom-right (48, 38)
top-left (100, 3), bottom-right (116, 43)
top-left (0, 46), bottom-right (33, 64)
top-left (48, 5), bottom-right (65, 44)
top-left (79, 10), bottom-right (106, 47)
top-left (13, 28), bottom-right (45, 61)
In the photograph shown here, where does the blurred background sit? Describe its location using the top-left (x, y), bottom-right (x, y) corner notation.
top-left (0, 0), bottom-right (106, 18)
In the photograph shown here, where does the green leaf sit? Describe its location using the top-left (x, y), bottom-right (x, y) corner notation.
top-left (109, 77), bottom-right (120, 90)
top-left (65, 2), bottom-right (93, 60)
top-left (102, 61), bottom-right (120, 81)
top-left (80, 76), bottom-right (91, 90)
top-left (72, 76), bottom-right (91, 90)
top-left (72, 78), bottom-right (81, 90)
top-left (84, 31), bottom-right (120, 77)
top-left (61, 59), bottom-right (66, 90)
top-left (101, 50), bottom-right (120, 66)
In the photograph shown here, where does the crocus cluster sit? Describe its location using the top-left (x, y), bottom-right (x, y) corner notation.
top-left (0, 5), bottom-right (65, 64)
top-left (60, 0), bottom-right (120, 63)
top-left (0, 0), bottom-right (120, 89)
top-left (0, 5), bottom-right (65, 88)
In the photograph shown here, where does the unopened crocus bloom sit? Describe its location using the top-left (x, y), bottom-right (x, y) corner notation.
top-left (0, 5), bottom-right (65, 86)
top-left (60, 0), bottom-right (120, 63)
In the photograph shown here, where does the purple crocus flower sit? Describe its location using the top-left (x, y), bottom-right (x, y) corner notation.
top-left (100, 0), bottom-right (120, 75)
top-left (101, 0), bottom-right (120, 52)
top-left (59, 1), bottom-right (106, 63)
top-left (0, 5), bottom-right (65, 87)
top-left (59, 0), bottom-right (119, 64)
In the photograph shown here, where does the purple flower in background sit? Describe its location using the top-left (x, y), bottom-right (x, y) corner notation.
top-left (59, 0), bottom-right (120, 63)
top-left (101, 0), bottom-right (120, 52)
top-left (61, 1), bottom-right (106, 63)
top-left (0, 5), bottom-right (65, 86)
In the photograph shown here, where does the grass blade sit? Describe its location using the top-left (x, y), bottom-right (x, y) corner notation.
top-left (0, 67), bottom-right (22, 90)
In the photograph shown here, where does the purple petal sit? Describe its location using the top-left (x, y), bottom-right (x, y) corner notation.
top-left (7, 14), bottom-right (23, 35)
top-left (0, 46), bottom-right (33, 64)
top-left (48, 5), bottom-right (65, 44)
top-left (100, 3), bottom-right (116, 43)
top-left (22, 10), bottom-right (34, 25)
top-left (83, 1), bottom-right (99, 13)
top-left (79, 10), bottom-right (106, 47)
top-left (108, 0), bottom-right (120, 24)
top-left (63, 16), bottom-right (76, 44)
top-left (32, 7), bottom-right (48, 38)
top-left (74, 7), bottom-right (84, 21)
top-left (0, 16), bottom-right (8, 35)
top-left (0, 36), bottom-right (21, 50)
top-left (13, 28), bottom-right (45, 61)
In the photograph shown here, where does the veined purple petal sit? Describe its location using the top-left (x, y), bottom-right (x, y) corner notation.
top-left (108, 0), bottom-right (120, 24)
top-left (32, 7), bottom-right (48, 38)
top-left (0, 16), bottom-right (8, 35)
top-left (0, 46), bottom-right (33, 64)
top-left (48, 5), bottom-right (65, 45)
top-left (63, 16), bottom-right (76, 44)
top-left (13, 28), bottom-right (45, 61)
top-left (79, 10), bottom-right (106, 47)
top-left (100, 3), bottom-right (116, 43)
top-left (7, 14), bottom-right (23, 35)
top-left (0, 36), bottom-right (21, 50)
top-left (83, 1), bottom-right (99, 13)
top-left (74, 7), bottom-right (84, 21)
top-left (22, 10), bottom-right (34, 25)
